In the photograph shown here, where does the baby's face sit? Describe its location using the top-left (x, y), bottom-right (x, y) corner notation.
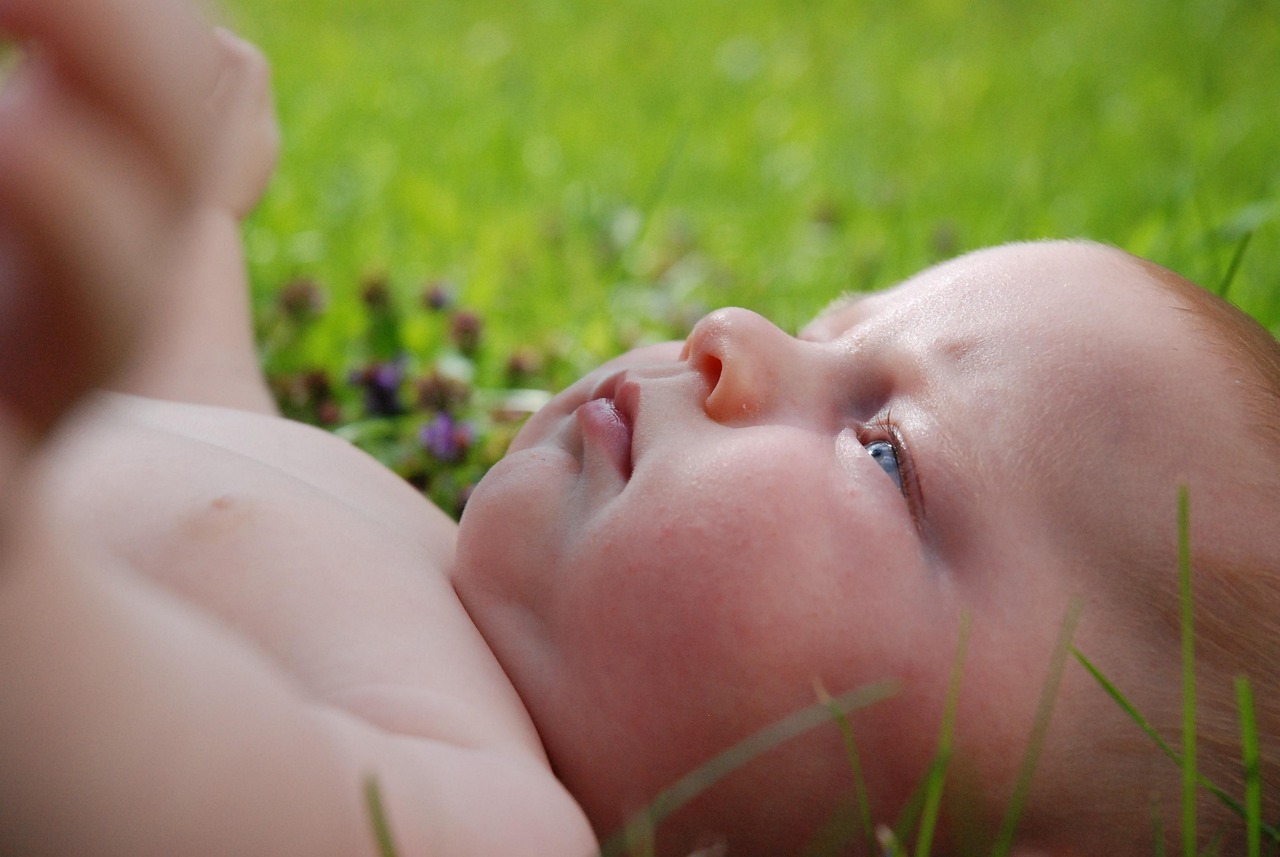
top-left (455, 241), bottom-right (1257, 853)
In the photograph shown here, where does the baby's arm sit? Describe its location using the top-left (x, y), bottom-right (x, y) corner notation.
top-left (0, 0), bottom-right (273, 430)
top-left (0, 1), bottom-right (594, 853)
top-left (111, 26), bottom-right (281, 413)
top-left (0, 0), bottom-right (214, 437)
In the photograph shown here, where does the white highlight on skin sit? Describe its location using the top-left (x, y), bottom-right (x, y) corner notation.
top-left (835, 427), bottom-right (863, 480)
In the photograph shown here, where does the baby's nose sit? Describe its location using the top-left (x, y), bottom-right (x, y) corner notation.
top-left (682, 307), bottom-right (812, 424)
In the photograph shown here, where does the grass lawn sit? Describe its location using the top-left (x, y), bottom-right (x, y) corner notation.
top-left (220, 0), bottom-right (1280, 510)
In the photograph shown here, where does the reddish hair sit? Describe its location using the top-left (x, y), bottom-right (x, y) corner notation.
top-left (1126, 252), bottom-right (1280, 849)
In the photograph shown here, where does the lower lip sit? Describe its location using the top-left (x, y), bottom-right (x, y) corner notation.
top-left (577, 398), bottom-right (632, 477)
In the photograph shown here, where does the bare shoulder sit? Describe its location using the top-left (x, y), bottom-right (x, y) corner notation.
top-left (35, 392), bottom-right (547, 758)
top-left (1, 472), bottom-right (597, 857)
top-left (52, 392), bottom-right (454, 550)
top-left (37, 391), bottom-right (459, 605)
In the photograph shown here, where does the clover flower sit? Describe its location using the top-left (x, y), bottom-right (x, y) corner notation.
top-left (419, 412), bottom-right (475, 463)
top-left (450, 310), bottom-right (483, 355)
top-left (415, 370), bottom-right (471, 413)
top-left (422, 280), bottom-right (456, 312)
top-left (278, 276), bottom-right (326, 320)
top-left (505, 347), bottom-right (544, 386)
top-left (351, 358), bottom-right (406, 417)
top-left (360, 274), bottom-right (392, 310)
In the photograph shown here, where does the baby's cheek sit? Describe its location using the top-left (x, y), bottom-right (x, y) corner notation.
top-left (455, 445), bottom-right (579, 614)
top-left (565, 474), bottom-right (830, 681)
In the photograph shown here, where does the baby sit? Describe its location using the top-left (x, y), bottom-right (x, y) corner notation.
top-left (1, 1), bottom-right (1277, 855)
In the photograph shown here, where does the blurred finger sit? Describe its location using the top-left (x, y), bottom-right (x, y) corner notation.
top-left (206, 27), bottom-right (280, 215)
top-left (0, 59), bottom-right (176, 432)
top-left (0, 0), bottom-right (222, 189)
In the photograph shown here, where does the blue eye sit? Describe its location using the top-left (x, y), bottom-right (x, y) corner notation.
top-left (866, 440), bottom-right (903, 491)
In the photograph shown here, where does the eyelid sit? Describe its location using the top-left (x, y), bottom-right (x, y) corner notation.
top-left (859, 415), bottom-right (925, 526)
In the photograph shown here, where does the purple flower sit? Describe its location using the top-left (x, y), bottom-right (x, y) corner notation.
top-left (422, 281), bottom-right (455, 312)
top-left (419, 413), bottom-right (475, 462)
top-left (351, 358), bottom-right (406, 417)
top-left (371, 361), bottom-right (402, 389)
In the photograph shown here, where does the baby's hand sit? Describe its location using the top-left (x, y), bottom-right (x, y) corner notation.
top-left (0, 0), bottom-right (261, 444)
top-left (204, 27), bottom-right (280, 220)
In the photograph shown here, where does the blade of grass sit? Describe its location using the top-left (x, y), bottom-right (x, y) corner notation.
top-left (1073, 647), bottom-right (1178, 757)
top-left (989, 600), bottom-right (1082, 857)
top-left (1199, 834), bottom-right (1225, 857)
top-left (1180, 485), bottom-right (1197, 857)
top-left (620, 817), bottom-right (656, 857)
top-left (1216, 230), bottom-right (1253, 299)
top-left (889, 763), bottom-right (929, 850)
top-left (364, 774), bottom-right (402, 857)
top-left (913, 613), bottom-right (971, 857)
top-left (800, 804), bottom-right (860, 857)
top-left (0, 40), bottom-right (22, 80)
top-left (887, 618), bottom-right (974, 847)
top-left (636, 123), bottom-right (691, 242)
top-left (814, 678), bottom-right (876, 854)
top-left (1237, 676), bottom-right (1261, 857)
top-left (599, 680), bottom-right (898, 857)
top-left (1073, 648), bottom-right (1277, 841)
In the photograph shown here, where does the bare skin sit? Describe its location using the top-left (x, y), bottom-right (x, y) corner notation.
top-left (2, 1), bottom-right (1275, 855)
top-left (0, 2), bottom-right (592, 855)
top-left (456, 241), bottom-right (1277, 854)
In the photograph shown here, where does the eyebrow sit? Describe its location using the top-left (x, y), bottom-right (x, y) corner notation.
top-left (814, 290), bottom-right (869, 321)
top-left (801, 290), bottom-right (878, 340)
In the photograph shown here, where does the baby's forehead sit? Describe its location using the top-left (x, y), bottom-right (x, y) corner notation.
top-left (804, 242), bottom-right (1175, 339)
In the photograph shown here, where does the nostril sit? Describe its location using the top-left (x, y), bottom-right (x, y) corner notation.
top-left (690, 352), bottom-right (722, 390)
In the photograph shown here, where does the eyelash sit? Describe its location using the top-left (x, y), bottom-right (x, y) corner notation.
top-left (860, 414), bottom-right (923, 523)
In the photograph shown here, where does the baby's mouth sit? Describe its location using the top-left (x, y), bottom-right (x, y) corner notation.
top-left (576, 372), bottom-right (640, 479)
top-left (577, 397), bottom-right (632, 478)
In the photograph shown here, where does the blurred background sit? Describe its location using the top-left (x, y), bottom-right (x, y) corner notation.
top-left (220, 0), bottom-right (1280, 513)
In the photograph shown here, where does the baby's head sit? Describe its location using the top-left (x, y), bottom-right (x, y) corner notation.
top-left (454, 240), bottom-right (1280, 854)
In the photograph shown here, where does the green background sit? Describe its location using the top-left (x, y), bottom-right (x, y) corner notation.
top-left (220, 0), bottom-right (1280, 506)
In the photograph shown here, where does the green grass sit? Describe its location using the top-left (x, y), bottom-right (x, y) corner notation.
top-left (363, 775), bottom-right (400, 857)
top-left (912, 614), bottom-right (969, 857)
top-left (1074, 490), bottom-right (1279, 855)
top-left (1180, 487), bottom-right (1199, 856)
top-left (598, 681), bottom-right (897, 857)
top-left (217, 0), bottom-right (1280, 509)
top-left (222, 0), bottom-right (1280, 361)
top-left (1237, 676), bottom-right (1262, 857)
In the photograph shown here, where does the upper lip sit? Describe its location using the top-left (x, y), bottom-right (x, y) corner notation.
top-left (592, 372), bottom-right (640, 425)
top-left (590, 371), bottom-right (642, 469)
